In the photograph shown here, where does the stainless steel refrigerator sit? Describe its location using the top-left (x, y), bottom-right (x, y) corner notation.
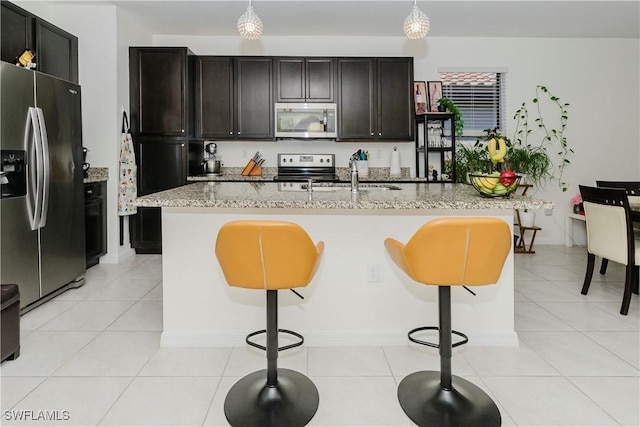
top-left (1, 62), bottom-right (85, 310)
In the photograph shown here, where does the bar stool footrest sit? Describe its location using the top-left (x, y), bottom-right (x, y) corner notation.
top-left (246, 328), bottom-right (304, 352)
top-left (408, 326), bottom-right (469, 349)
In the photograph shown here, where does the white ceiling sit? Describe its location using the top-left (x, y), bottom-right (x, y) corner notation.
top-left (79, 0), bottom-right (639, 38)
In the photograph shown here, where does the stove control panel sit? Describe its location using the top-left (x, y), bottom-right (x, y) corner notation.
top-left (277, 153), bottom-right (334, 168)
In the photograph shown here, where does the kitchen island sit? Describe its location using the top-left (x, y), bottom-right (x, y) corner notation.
top-left (134, 181), bottom-right (552, 348)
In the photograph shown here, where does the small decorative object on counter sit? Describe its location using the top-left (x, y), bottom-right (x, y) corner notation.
top-left (469, 172), bottom-right (522, 198)
top-left (390, 147), bottom-right (401, 177)
top-left (241, 151), bottom-right (264, 176)
top-left (570, 194), bottom-right (584, 214)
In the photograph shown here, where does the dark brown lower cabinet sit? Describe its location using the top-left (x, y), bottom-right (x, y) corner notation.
top-left (84, 181), bottom-right (106, 268)
top-left (130, 138), bottom-right (187, 254)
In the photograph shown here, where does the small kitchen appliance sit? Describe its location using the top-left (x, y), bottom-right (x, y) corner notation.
top-left (273, 153), bottom-right (338, 182)
top-left (202, 141), bottom-right (222, 175)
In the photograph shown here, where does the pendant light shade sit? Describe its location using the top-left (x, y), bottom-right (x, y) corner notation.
top-left (237, 0), bottom-right (263, 40)
top-left (403, 1), bottom-right (431, 39)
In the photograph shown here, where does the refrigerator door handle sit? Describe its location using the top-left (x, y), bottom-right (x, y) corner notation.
top-left (35, 107), bottom-right (50, 228)
top-left (26, 107), bottom-right (43, 231)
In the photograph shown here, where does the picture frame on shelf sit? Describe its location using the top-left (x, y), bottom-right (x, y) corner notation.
top-left (427, 81), bottom-right (443, 112)
top-left (413, 81), bottom-right (427, 115)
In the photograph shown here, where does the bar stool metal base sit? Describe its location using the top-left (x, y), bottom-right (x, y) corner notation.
top-left (398, 371), bottom-right (501, 427)
top-left (224, 368), bottom-right (319, 427)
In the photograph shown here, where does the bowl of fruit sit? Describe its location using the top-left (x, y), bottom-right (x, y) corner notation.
top-left (469, 171), bottom-right (521, 198)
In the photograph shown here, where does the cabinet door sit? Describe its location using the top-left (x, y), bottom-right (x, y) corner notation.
top-left (84, 182), bottom-right (106, 268)
top-left (1, 2), bottom-right (34, 64)
top-left (377, 58), bottom-right (413, 140)
top-left (306, 58), bottom-right (334, 102)
top-left (196, 57), bottom-right (234, 138)
top-left (337, 58), bottom-right (375, 140)
top-left (135, 138), bottom-right (187, 196)
top-left (130, 48), bottom-right (188, 136)
top-left (34, 18), bottom-right (78, 83)
top-left (235, 57), bottom-right (273, 139)
top-left (130, 138), bottom-right (187, 253)
top-left (276, 57), bottom-right (304, 102)
top-left (276, 57), bottom-right (334, 102)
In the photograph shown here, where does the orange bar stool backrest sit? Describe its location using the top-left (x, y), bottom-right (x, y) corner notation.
top-left (384, 217), bottom-right (510, 287)
top-left (215, 220), bottom-right (324, 290)
top-left (215, 220), bottom-right (324, 427)
top-left (384, 217), bottom-right (511, 427)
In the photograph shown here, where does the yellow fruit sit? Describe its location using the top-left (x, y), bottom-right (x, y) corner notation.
top-left (488, 138), bottom-right (498, 159)
top-left (490, 138), bottom-right (508, 163)
top-left (480, 176), bottom-right (498, 189)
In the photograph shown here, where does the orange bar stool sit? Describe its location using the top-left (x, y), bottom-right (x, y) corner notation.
top-left (215, 220), bottom-right (324, 427)
top-left (384, 217), bottom-right (511, 427)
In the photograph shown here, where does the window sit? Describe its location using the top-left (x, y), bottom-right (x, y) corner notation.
top-left (439, 71), bottom-right (505, 138)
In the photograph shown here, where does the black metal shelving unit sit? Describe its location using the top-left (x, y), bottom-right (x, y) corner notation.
top-left (414, 112), bottom-right (456, 182)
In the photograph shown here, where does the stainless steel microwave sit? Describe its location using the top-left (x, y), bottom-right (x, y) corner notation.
top-left (274, 103), bottom-right (337, 139)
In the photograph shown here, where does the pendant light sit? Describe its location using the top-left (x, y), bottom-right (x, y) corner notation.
top-left (403, 0), bottom-right (431, 39)
top-left (237, 0), bottom-right (263, 40)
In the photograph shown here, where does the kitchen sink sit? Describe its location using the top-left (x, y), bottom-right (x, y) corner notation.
top-left (306, 183), bottom-right (402, 191)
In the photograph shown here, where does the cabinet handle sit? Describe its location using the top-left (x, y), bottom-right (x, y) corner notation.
top-left (370, 132), bottom-right (374, 136)
top-left (237, 132), bottom-right (241, 135)
top-left (378, 132), bottom-right (382, 136)
top-left (229, 131), bottom-right (233, 135)
top-left (86, 189), bottom-right (93, 195)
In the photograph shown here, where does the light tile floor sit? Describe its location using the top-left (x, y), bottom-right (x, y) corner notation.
top-left (1, 245), bottom-right (638, 426)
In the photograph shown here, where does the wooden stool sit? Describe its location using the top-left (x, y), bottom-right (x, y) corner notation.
top-left (384, 217), bottom-right (511, 427)
top-left (215, 220), bottom-right (324, 426)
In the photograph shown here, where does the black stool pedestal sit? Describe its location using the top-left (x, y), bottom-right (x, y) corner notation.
top-left (398, 371), bottom-right (501, 426)
top-left (398, 286), bottom-right (501, 427)
top-left (224, 368), bottom-right (319, 427)
top-left (224, 290), bottom-right (319, 427)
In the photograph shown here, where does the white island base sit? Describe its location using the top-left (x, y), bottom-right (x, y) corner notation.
top-left (160, 207), bottom-right (518, 348)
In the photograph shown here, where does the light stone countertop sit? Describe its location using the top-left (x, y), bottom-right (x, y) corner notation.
top-left (84, 167), bottom-right (108, 183)
top-left (133, 181), bottom-right (554, 211)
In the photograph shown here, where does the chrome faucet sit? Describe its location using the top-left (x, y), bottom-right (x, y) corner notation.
top-left (350, 160), bottom-right (359, 193)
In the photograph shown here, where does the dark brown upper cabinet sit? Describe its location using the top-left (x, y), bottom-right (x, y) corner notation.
top-left (196, 56), bottom-right (273, 140)
top-left (337, 57), bottom-right (413, 141)
top-left (376, 57), bottom-right (414, 141)
top-left (235, 57), bottom-right (274, 139)
top-left (337, 58), bottom-right (375, 140)
top-left (195, 56), bottom-right (234, 138)
top-left (129, 47), bottom-right (194, 137)
top-left (1, 1), bottom-right (78, 83)
top-left (276, 57), bottom-right (335, 102)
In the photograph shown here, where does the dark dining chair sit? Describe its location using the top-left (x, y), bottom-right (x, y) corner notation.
top-left (579, 185), bottom-right (639, 315)
top-left (595, 181), bottom-right (640, 274)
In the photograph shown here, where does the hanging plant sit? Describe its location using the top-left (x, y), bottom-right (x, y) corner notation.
top-left (437, 97), bottom-right (464, 137)
top-left (511, 85), bottom-right (572, 192)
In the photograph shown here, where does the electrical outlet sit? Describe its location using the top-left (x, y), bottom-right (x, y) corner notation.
top-left (367, 263), bottom-right (380, 282)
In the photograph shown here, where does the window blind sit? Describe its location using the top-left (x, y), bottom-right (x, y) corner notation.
top-left (439, 72), bottom-right (505, 138)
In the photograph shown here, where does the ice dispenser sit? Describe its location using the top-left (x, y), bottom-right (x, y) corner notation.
top-left (1, 150), bottom-right (27, 199)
